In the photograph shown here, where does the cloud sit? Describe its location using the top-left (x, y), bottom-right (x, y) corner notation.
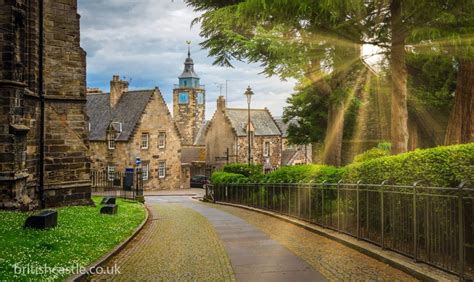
top-left (78, 0), bottom-right (296, 119)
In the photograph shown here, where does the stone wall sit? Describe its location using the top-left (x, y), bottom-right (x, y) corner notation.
top-left (205, 105), bottom-right (238, 168)
top-left (173, 88), bottom-right (205, 145)
top-left (0, 0), bottom-right (91, 209)
top-left (90, 89), bottom-right (185, 190)
top-left (236, 136), bottom-right (282, 168)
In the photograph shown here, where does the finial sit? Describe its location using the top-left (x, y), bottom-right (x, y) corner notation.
top-left (186, 40), bottom-right (191, 58)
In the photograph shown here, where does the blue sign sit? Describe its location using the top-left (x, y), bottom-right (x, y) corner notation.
top-left (135, 157), bottom-right (141, 165)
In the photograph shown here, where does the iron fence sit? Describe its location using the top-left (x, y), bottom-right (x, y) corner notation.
top-left (91, 170), bottom-right (143, 201)
top-left (208, 182), bottom-right (474, 280)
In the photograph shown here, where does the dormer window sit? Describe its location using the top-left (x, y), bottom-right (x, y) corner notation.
top-left (108, 132), bottom-right (116, 150)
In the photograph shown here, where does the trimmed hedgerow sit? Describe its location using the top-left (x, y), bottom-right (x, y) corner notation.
top-left (343, 143), bottom-right (474, 187)
top-left (353, 143), bottom-right (391, 163)
top-left (223, 163), bottom-right (263, 177)
top-left (211, 171), bottom-right (249, 185)
top-left (262, 165), bottom-right (344, 184)
top-left (210, 143), bottom-right (473, 187)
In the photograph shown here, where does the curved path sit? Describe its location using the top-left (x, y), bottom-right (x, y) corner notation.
top-left (90, 196), bottom-right (414, 281)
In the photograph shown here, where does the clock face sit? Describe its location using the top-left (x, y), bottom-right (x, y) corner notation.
top-left (179, 92), bottom-right (189, 104)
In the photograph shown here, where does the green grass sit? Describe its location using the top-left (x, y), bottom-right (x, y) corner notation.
top-left (0, 197), bottom-right (146, 281)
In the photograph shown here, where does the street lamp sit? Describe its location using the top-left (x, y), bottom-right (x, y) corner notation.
top-left (244, 86), bottom-right (254, 165)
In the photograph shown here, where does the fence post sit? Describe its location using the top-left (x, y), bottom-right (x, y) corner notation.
top-left (308, 182), bottom-right (312, 222)
top-left (321, 180), bottom-right (326, 227)
top-left (297, 182), bottom-right (301, 218)
top-left (458, 182), bottom-right (465, 281)
top-left (381, 180), bottom-right (389, 250)
top-left (337, 180), bottom-right (342, 232)
top-left (412, 180), bottom-right (422, 262)
top-left (357, 180), bottom-right (361, 239)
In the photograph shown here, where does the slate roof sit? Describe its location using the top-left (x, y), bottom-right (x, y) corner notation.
top-left (225, 108), bottom-right (281, 137)
top-left (86, 90), bottom-right (153, 141)
top-left (275, 118), bottom-right (299, 138)
top-left (181, 147), bottom-right (206, 164)
top-left (193, 121), bottom-right (209, 146)
top-left (282, 149), bottom-right (299, 166)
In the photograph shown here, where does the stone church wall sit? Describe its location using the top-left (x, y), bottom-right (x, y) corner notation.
top-left (0, 0), bottom-right (91, 210)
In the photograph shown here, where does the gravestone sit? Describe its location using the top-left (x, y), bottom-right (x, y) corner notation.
top-left (24, 210), bottom-right (58, 229)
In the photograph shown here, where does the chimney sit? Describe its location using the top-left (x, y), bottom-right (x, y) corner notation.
top-left (110, 75), bottom-right (129, 108)
top-left (217, 96), bottom-right (226, 112)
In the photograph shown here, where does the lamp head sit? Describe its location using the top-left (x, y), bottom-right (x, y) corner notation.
top-left (244, 86), bottom-right (254, 104)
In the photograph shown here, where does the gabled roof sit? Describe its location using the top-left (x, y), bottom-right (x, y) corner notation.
top-left (275, 118), bottom-right (299, 138)
top-left (282, 149), bottom-right (299, 166)
top-left (193, 121), bottom-right (209, 146)
top-left (225, 108), bottom-right (281, 136)
top-left (86, 90), bottom-right (153, 141)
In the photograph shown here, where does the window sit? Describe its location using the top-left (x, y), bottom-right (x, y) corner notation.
top-left (179, 92), bottom-right (189, 104)
top-left (141, 133), bottom-right (149, 149)
top-left (108, 133), bottom-right (116, 150)
top-left (264, 141), bottom-right (271, 157)
top-left (142, 162), bottom-right (149, 181)
top-left (107, 166), bottom-right (115, 181)
top-left (158, 132), bottom-right (166, 148)
top-left (158, 161), bottom-right (166, 178)
top-left (197, 93), bottom-right (204, 104)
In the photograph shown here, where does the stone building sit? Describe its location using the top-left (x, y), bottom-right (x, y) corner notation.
top-left (87, 79), bottom-right (186, 190)
top-left (276, 119), bottom-right (313, 166)
top-left (87, 48), bottom-right (206, 190)
top-left (205, 96), bottom-right (282, 169)
top-left (0, 0), bottom-right (91, 209)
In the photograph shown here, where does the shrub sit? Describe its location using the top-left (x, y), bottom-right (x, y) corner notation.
top-left (263, 165), bottom-right (344, 184)
top-left (223, 163), bottom-right (263, 177)
top-left (343, 143), bottom-right (474, 187)
top-left (353, 142), bottom-right (391, 163)
top-left (211, 171), bottom-right (249, 185)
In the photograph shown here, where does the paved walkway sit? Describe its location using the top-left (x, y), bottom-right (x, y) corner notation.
top-left (91, 196), bottom-right (414, 281)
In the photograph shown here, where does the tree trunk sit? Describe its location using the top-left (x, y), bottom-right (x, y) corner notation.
top-left (390, 0), bottom-right (409, 154)
top-left (323, 100), bottom-right (344, 166)
top-left (445, 59), bottom-right (474, 144)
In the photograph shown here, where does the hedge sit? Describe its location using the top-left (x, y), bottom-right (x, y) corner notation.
top-left (210, 143), bottom-right (474, 187)
top-left (262, 165), bottom-right (344, 183)
top-left (223, 163), bottom-right (263, 177)
top-left (343, 143), bottom-right (474, 187)
top-left (211, 171), bottom-right (249, 185)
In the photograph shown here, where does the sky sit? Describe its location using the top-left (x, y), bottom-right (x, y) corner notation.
top-left (78, 0), bottom-right (297, 120)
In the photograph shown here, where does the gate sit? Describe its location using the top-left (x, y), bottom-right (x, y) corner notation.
top-left (91, 169), bottom-right (144, 201)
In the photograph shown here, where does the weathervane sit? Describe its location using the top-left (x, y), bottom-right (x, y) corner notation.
top-left (186, 40), bottom-right (191, 58)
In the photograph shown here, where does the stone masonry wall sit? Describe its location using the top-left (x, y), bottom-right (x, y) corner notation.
top-left (236, 136), bottom-right (282, 168)
top-left (0, 0), bottom-right (91, 209)
top-left (90, 89), bottom-right (185, 190)
top-left (173, 88), bottom-right (205, 145)
top-left (205, 106), bottom-right (238, 168)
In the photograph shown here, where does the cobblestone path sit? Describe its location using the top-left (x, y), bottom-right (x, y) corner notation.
top-left (90, 203), bottom-right (235, 281)
top-left (209, 203), bottom-right (416, 281)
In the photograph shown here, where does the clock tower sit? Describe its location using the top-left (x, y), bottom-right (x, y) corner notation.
top-left (173, 44), bottom-right (206, 145)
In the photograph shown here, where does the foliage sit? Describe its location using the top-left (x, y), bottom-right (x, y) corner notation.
top-left (0, 197), bottom-right (146, 281)
top-left (407, 53), bottom-right (457, 109)
top-left (263, 165), bottom-right (344, 184)
top-left (353, 142), bottom-right (391, 163)
top-left (212, 143), bottom-right (473, 187)
top-left (211, 171), bottom-right (249, 185)
top-left (343, 143), bottom-right (474, 187)
top-left (223, 163), bottom-right (262, 178)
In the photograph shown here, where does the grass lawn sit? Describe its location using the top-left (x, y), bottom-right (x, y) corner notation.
top-left (0, 197), bottom-right (146, 281)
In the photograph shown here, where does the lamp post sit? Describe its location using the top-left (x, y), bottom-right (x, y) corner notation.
top-left (244, 86), bottom-right (254, 165)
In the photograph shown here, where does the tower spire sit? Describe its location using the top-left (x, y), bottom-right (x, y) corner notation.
top-left (186, 40), bottom-right (191, 58)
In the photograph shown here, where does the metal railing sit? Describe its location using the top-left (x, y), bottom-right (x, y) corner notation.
top-left (91, 170), bottom-right (143, 201)
top-left (208, 181), bottom-right (474, 280)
